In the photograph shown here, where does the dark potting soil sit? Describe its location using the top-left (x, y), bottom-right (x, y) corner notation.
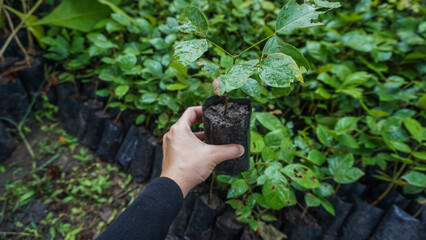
top-left (170, 192), bottom-right (197, 237)
top-left (369, 205), bottom-right (424, 240)
top-left (281, 207), bottom-right (322, 240)
top-left (338, 182), bottom-right (368, 200)
top-left (338, 197), bottom-right (384, 240)
top-left (203, 102), bottom-right (250, 127)
top-left (0, 121), bottom-right (16, 162)
top-left (211, 209), bottom-right (244, 240)
top-left (310, 197), bottom-right (353, 240)
top-left (96, 119), bottom-right (124, 163)
top-left (203, 96), bottom-right (252, 176)
top-left (185, 194), bottom-right (225, 240)
top-left (150, 145), bottom-right (163, 182)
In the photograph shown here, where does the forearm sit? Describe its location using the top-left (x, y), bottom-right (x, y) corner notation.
top-left (97, 177), bottom-right (183, 240)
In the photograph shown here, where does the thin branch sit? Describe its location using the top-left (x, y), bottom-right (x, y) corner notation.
top-left (206, 38), bottom-right (233, 57)
top-left (3, 8), bottom-right (31, 66)
top-left (0, 0), bottom-right (43, 58)
top-left (236, 33), bottom-right (274, 58)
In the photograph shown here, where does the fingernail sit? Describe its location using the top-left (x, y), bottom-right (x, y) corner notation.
top-left (238, 145), bottom-right (245, 157)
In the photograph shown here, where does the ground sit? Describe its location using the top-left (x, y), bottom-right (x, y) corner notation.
top-left (0, 117), bottom-right (147, 240)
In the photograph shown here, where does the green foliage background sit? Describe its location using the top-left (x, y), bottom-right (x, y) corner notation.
top-left (38, 0), bottom-right (425, 230)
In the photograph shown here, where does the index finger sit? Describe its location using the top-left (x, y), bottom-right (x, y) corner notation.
top-left (177, 106), bottom-right (203, 127)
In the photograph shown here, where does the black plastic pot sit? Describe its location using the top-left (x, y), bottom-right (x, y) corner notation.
top-left (115, 125), bottom-right (155, 182)
top-left (185, 193), bottom-right (225, 240)
top-left (310, 197), bottom-right (353, 240)
top-left (0, 78), bottom-right (29, 125)
top-left (150, 145), bottom-right (163, 182)
top-left (370, 205), bottom-right (424, 240)
top-left (96, 119), bottom-right (124, 163)
top-left (211, 209), bottom-right (244, 240)
top-left (57, 86), bottom-right (83, 136)
top-left (366, 184), bottom-right (411, 210)
top-left (81, 110), bottom-right (106, 149)
top-left (202, 96), bottom-right (252, 176)
top-left (17, 58), bottom-right (44, 94)
top-left (281, 207), bottom-right (322, 240)
top-left (78, 100), bottom-right (103, 145)
top-left (338, 182), bottom-right (368, 200)
top-left (338, 197), bottom-right (384, 240)
top-left (0, 121), bottom-right (16, 162)
top-left (170, 192), bottom-right (197, 238)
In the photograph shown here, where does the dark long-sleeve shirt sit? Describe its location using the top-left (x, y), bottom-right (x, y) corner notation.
top-left (98, 177), bottom-right (184, 240)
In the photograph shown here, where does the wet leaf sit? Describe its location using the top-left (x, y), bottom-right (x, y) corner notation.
top-left (263, 35), bottom-right (310, 70)
top-left (173, 39), bottom-right (208, 66)
top-left (224, 60), bottom-right (258, 92)
top-left (403, 117), bottom-right (423, 142)
top-left (228, 179), bottom-right (250, 198)
top-left (307, 150), bottom-right (326, 165)
top-left (281, 164), bottom-right (320, 189)
top-left (178, 6), bottom-right (209, 37)
top-left (402, 171), bottom-right (426, 188)
top-left (316, 125), bottom-right (333, 147)
top-left (259, 53), bottom-right (303, 88)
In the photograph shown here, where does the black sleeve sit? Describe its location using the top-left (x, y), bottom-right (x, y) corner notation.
top-left (97, 177), bottom-right (184, 240)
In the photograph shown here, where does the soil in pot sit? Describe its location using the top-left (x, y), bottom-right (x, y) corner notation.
top-left (185, 193), bottom-right (225, 240)
top-left (310, 197), bottom-right (353, 240)
top-left (280, 206), bottom-right (322, 240)
top-left (369, 205), bottom-right (424, 240)
top-left (0, 121), bottom-right (16, 162)
top-left (149, 145), bottom-right (163, 182)
top-left (96, 119), bottom-right (124, 163)
top-left (203, 96), bottom-right (251, 176)
top-left (338, 196), bottom-right (384, 240)
top-left (211, 209), bottom-right (244, 240)
top-left (170, 192), bottom-right (197, 238)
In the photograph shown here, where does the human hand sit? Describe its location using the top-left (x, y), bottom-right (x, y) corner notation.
top-left (160, 106), bottom-right (245, 197)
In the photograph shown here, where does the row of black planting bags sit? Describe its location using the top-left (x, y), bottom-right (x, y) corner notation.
top-left (166, 181), bottom-right (426, 240)
top-left (0, 58), bottom-right (46, 162)
top-left (56, 84), bottom-right (163, 183)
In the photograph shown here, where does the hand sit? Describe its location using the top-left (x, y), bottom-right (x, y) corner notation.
top-left (160, 106), bottom-right (245, 197)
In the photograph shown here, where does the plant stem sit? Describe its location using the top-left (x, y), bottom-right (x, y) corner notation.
top-left (102, 94), bottom-right (113, 115)
top-left (0, 0), bottom-right (43, 59)
top-left (206, 38), bottom-right (233, 57)
top-left (413, 205), bottom-right (425, 218)
top-left (114, 111), bottom-right (122, 124)
top-left (0, 65), bottom-right (31, 78)
top-left (2, 8), bottom-right (31, 66)
top-left (208, 172), bottom-right (215, 205)
top-left (224, 92), bottom-right (230, 115)
top-left (236, 33), bottom-right (274, 58)
top-left (300, 206), bottom-right (309, 222)
top-left (21, 0), bottom-right (33, 50)
top-left (371, 181), bottom-right (395, 206)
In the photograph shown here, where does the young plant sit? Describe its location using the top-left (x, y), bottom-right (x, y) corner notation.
top-left (172, 0), bottom-right (341, 113)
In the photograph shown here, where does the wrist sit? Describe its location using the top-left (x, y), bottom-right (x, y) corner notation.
top-left (161, 171), bottom-right (190, 197)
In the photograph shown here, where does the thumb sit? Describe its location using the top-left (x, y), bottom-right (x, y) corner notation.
top-left (208, 144), bottom-right (245, 164)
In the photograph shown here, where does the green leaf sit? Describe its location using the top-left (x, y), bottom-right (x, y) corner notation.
top-left (264, 130), bottom-right (285, 149)
top-left (276, 0), bottom-right (340, 33)
top-left (305, 193), bottom-right (321, 207)
top-left (263, 35), bottom-right (310, 70)
top-left (217, 174), bottom-right (235, 184)
top-left (319, 198), bottom-right (335, 215)
top-left (227, 179), bottom-right (249, 198)
top-left (279, 139), bottom-right (296, 163)
top-left (262, 176), bottom-right (290, 210)
top-left (418, 95), bottom-right (426, 109)
top-left (337, 134), bottom-right (360, 148)
top-left (158, 113), bottom-right (169, 125)
top-left (173, 39), bottom-right (208, 66)
top-left (316, 125), bottom-right (333, 147)
top-left (251, 131), bottom-right (265, 153)
top-left (333, 167), bottom-right (364, 184)
top-left (96, 89), bottom-right (110, 97)
top-left (342, 71), bottom-right (371, 88)
top-left (114, 85), bottom-right (129, 98)
top-left (402, 171), bottom-right (426, 188)
top-left (307, 150), bottom-right (326, 165)
top-left (252, 193), bottom-right (270, 209)
top-left (334, 117), bottom-right (359, 135)
top-left (313, 183), bottom-right (334, 197)
top-left (32, 0), bottom-right (111, 32)
top-left (383, 137), bottom-right (412, 153)
top-left (281, 164), bottom-right (320, 189)
top-left (224, 60), bottom-right (258, 92)
top-left (255, 112), bottom-right (284, 131)
top-left (178, 6), bottom-right (209, 37)
top-left (343, 31), bottom-right (377, 52)
top-left (117, 54), bottom-right (137, 71)
top-left (259, 53), bottom-right (303, 88)
top-left (98, 0), bottom-right (136, 24)
top-left (140, 93), bottom-right (157, 104)
top-left (413, 152), bottom-right (426, 160)
top-left (144, 59), bottom-right (163, 77)
top-left (403, 118), bottom-right (423, 142)
top-left (241, 78), bottom-right (263, 99)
